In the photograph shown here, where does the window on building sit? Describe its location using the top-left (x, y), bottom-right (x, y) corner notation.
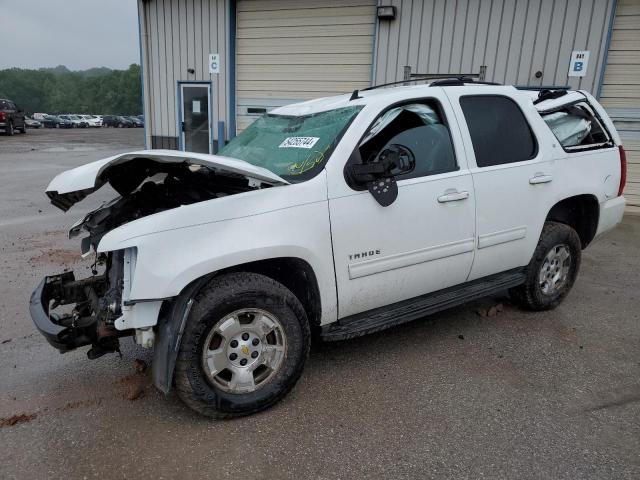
top-left (541, 102), bottom-right (612, 151)
top-left (358, 102), bottom-right (458, 180)
top-left (460, 95), bottom-right (537, 167)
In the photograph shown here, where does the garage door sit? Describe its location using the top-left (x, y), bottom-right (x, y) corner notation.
top-left (601, 0), bottom-right (640, 213)
top-left (236, 0), bottom-right (376, 132)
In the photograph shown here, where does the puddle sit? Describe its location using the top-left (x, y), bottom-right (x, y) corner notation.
top-left (40, 146), bottom-right (97, 153)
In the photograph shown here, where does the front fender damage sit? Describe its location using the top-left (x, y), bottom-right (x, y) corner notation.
top-left (152, 275), bottom-right (213, 393)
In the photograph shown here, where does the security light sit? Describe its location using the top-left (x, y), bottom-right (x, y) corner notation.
top-left (377, 6), bottom-right (397, 20)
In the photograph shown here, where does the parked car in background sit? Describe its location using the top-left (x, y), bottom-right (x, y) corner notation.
top-left (79, 115), bottom-right (102, 127)
top-left (126, 116), bottom-right (144, 128)
top-left (0, 98), bottom-right (26, 135)
top-left (41, 115), bottom-right (73, 129)
top-left (33, 113), bottom-right (48, 121)
top-left (103, 115), bottom-right (134, 128)
top-left (25, 117), bottom-right (42, 128)
top-left (59, 114), bottom-right (88, 128)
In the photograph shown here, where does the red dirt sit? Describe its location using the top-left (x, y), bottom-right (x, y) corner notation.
top-left (0, 413), bottom-right (37, 428)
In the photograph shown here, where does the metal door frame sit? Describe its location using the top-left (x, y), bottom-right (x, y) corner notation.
top-left (177, 81), bottom-right (213, 153)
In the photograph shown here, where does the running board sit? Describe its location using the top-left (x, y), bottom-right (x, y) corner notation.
top-left (321, 268), bottom-right (526, 341)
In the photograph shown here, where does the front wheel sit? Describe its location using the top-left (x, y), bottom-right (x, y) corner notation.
top-left (174, 272), bottom-right (310, 418)
top-left (510, 222), bottom-right (581, 311)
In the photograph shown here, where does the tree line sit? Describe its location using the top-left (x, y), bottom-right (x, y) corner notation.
top-left (0, 64), bottom-right (142, 115)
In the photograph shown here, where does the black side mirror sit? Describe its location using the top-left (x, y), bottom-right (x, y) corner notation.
top-left (349, 144), bottom-right (414, 207)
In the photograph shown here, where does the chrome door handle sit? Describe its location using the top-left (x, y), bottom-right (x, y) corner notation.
top-left (529, 174), bottom-right (553, 184)
top-left (438, 190), bottom-right (469, 203)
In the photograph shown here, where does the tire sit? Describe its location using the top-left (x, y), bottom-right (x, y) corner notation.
top-left (19, 123), bottom-right (27, 134)
top-left (510, 221), bottom-right (581, 311)
top-left (5, 121), bottom-right (14, 136)
top-left (174, 272), bottom-right (311, 418)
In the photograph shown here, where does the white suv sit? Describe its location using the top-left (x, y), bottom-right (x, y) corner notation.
top-left (31, 80), bottom-right (626, 418)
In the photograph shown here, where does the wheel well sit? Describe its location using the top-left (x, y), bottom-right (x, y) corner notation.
top-left (545, 195), bottom-right (599, 248)
top-left (215, 258), bottom-right (322, 329)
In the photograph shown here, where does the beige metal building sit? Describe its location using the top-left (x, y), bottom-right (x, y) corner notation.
top-left (137, 0), bottom-right (639, 210)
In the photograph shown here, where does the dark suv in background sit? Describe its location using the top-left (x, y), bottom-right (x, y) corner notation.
top-left (0, 98), bottom-right (26, 135)
top-left (103, 115), bottom-right (134, 128)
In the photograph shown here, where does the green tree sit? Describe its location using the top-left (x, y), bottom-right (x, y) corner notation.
top-left (0, 64), bottom-right (142, 115)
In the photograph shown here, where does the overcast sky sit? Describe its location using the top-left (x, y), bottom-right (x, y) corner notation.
top-left (0, 0), bottom-right (139, 70)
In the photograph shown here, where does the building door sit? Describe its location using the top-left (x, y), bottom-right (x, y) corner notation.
top-left (179, 83), bottom-right (211, 154)
top-left (235, 0), bottom-right (376, 133)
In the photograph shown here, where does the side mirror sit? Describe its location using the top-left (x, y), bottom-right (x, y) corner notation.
top-left (349, 144), bottom-right (414, 207)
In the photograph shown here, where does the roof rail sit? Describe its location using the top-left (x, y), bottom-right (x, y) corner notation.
top-left (361, 76), bottom-right (501, 92)
top-left (514, 85), bottom-right (570, 91)
top-left (429, 77), bottom-right (501, 87)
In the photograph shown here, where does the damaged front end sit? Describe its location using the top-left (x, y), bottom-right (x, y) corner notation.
top-left (30, 149), bottom-right (288, 358)
top-left (29, 250), bottom-right (129, 358)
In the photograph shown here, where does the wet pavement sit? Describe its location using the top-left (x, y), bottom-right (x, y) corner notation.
top-left (1, 128), bottom-right (639, 479)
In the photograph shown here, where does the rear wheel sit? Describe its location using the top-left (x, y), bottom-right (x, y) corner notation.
top-left (510, 222), bottom-right (581, 311)
top-left (174, 272), bottom-right (310, 418)
top-left (5, 121), bottom-right (14, 136)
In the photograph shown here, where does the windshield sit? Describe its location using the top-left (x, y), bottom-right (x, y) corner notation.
top-left (219, 106), bottom-right (362, 182)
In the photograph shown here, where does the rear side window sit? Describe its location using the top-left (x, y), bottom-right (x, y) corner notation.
top-left (460, 95), bottom-right (537, 167)
top-left (541, 101), bottom-right (612, 151)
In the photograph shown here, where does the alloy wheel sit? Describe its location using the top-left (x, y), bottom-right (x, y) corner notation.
top-left (201, 308), bottom-right (287, 394)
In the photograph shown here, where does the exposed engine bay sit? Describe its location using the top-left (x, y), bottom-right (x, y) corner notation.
top-left (32, 152), bottom-right (284, 358)
top-left (67, 159), bottom-right (257, 253)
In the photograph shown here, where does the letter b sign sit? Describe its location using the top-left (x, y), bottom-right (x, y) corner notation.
top-left (568, 50), bottom-right (589, 78)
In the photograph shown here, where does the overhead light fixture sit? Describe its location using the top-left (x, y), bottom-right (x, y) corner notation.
top-left (377, 5), bottom-right (397, 20)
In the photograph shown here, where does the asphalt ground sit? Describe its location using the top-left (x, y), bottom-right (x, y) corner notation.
top-left (0, 127), bottom-right (639, 479)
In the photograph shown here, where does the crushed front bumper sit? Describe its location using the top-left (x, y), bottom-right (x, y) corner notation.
top-left (29, 276), bottom-right (69, 351)
top-left (29, 272), bottom-right (113, 354)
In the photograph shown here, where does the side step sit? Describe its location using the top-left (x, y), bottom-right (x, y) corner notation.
top-left (321, 268), bottom-right (526, 341)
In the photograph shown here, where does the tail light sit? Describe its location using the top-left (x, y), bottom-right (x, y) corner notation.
top-left (0, 112), bottom-right (5, 121)
top-left (618, 145), bottom-right (627, 197)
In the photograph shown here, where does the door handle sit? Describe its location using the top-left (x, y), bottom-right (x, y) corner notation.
top-left (438, 190), bottom-right (470, 203)
top-left (529, 173), bottom-right (553, 184)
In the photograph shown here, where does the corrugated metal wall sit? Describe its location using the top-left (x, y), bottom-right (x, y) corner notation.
top-left (601, 0), bottom-right (640, 213)
top-left (374, 0), bottom-right (614, 93)
top-left (138, 0), bottom-right (230, 148)
top-left (235, 0), bottom-right (376, 132)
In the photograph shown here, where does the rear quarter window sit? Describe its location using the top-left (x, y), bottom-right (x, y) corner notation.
top-left (541, 101), bottom-right (613, 152)
top-left (460, 95), bottom-right (538, 167)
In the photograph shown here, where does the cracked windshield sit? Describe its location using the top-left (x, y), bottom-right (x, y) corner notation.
top-left (219, 105), bottom-right (363, 181)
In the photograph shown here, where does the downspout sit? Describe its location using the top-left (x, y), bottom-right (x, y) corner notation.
top-left (227, 0), bottom-right (237, 140)
top-left (596, 0), bottom-right (617, 99)
top-left (137, 0), bottom-right (150, 148)
top-left (370, 1), bottom-right (380, 86)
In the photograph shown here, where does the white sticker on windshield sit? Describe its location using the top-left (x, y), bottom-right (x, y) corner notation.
top-left (278, 136), bottom-right (320, 149)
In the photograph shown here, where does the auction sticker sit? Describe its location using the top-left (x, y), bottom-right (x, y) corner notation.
top-left (278, 137), bottom-right (320, 149)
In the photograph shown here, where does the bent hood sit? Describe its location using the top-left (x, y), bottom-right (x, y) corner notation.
top-left (46, 149), bottom-right (289, 211)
